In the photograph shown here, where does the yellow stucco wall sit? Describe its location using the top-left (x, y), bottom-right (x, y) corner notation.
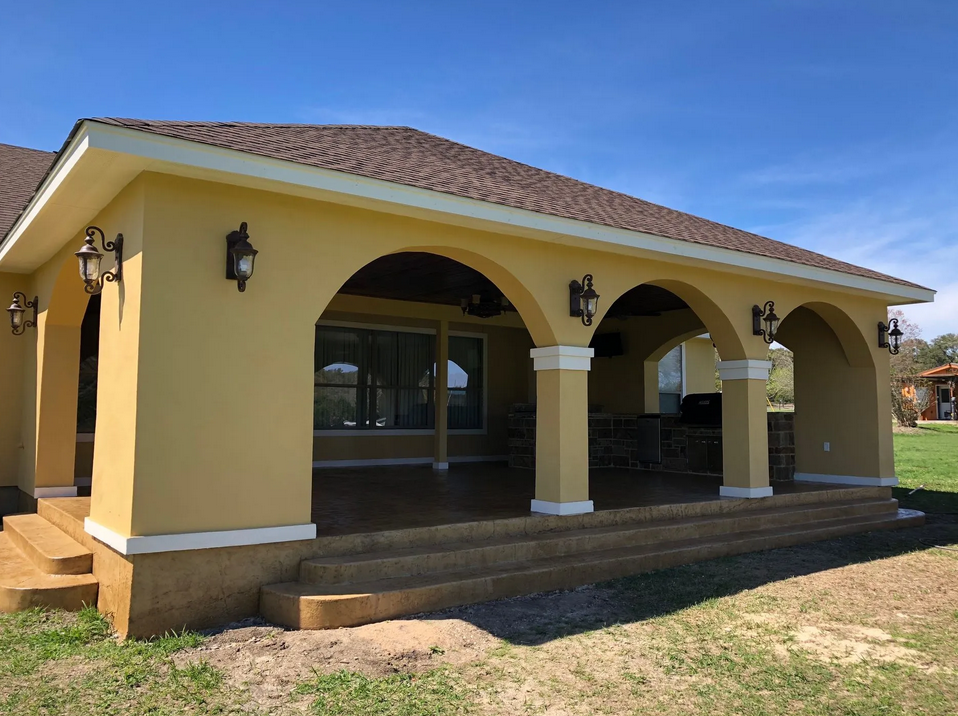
top-left (0, 273), bottom-right (27, 488)
top-left (6, 169), bottom-right (897, 537)
top-left (685, 337), bottom-right (718, 395)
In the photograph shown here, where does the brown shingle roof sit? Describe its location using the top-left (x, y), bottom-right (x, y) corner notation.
top-left (0, 142), bottom-right (55, 239)
top-left (0, 120), bottom-right (929, 291)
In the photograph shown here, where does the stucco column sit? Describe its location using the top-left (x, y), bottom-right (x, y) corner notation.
top-left (718, 359), bottom-right (772, 498)
top-left (530, 346), bottom-right (594, 515)
top-left (433, 320), bottom-right (449, 470)
top-left (0, 274), bottom-right (26, 511)
top-left (23, 318), bottom-right (81, 499)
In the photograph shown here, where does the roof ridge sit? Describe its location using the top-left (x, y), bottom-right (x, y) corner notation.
top-left (93, 118), bottom-right (415, 130)
top-left (0, 142), bottom-right (55, 155)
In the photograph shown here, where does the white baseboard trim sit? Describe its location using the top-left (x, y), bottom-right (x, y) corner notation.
top-left (794, 473), bottom-right (898, 487)
top-left (719, 485), bottom-right (774, 499)
top-left (83, 518), bottom-right (317, 556)
top-left (313, 455), bottom-right (508, 468)
top-left (530, 499), bottom-right (595, 515)
top-left (74, 477), bottom-right (92, 488)
top-left (433, 461), bottom-right (449, 470)
top-left (34, 486), bottom-right (79, 499)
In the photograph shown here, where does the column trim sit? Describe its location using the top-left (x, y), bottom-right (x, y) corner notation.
top-left (795, 473), bottom-right (898, 487)
top-left (719, 485), bottom-right (774, 499)
top-left (717, 359), bottom-right (772, 381)
top-left (84, 518), bottom-right (317, 555)
top-left (530, 499), bottom-right (595, 515)
top-left (530, 345), bottom-right (594, 372)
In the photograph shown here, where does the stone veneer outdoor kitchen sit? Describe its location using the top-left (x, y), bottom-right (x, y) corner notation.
top-left (507, 405), bottom-right (796, 483)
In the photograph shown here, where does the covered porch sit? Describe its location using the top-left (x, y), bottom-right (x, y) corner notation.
top-left (310, 463), bottom-right (855, 536)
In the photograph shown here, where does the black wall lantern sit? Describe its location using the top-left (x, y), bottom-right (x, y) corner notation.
top-left (752, 300), bottom-right (780, 344)
top-left (225, 222), bottom-right (258, 292)
top-left (878, 318), bottom-right (903, 355)
top-left (7, 293), bottom-right (38, 335)
top-left (75, 226), bottom-right (123, 295)
top-left (570, 274), bottom-right (599, 326)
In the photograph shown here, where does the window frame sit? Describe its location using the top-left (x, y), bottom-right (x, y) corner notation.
top-left (657, 342), bottom-right (687, 414)
top-left (313, 321), bottom-right (488, 436)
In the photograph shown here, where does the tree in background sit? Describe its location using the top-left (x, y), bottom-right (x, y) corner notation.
top-left (886, 309), bottom-right (935, 426)
top-left (766, 347), bottom-right (794, 407)
top-left (917, 333), bottom-right (958, 370)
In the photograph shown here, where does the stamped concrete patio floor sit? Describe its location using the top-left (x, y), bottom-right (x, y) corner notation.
top-left (310, 464), bottom-right (839, 536)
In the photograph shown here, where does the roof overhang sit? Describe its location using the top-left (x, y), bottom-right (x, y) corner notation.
top-left (0, 120), bottom-right (936, 306)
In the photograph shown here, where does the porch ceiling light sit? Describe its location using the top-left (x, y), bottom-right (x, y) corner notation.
top-left (461, 293), bottom-right (506, 319)
top-left (6, 292), bottom-right (38, 335)
top-left (878, 318), bottom-right (903, 355)
top-left (570, 274), bottom-right (599, 326)
top-left (225, 222), bottom-right (258, 292)
top-left (75, 226), bottom-right (123, 295)
top-left (752, 300), bottom-right (780, 344)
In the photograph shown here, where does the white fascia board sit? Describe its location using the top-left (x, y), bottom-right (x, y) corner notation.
top-left (2, 120), bottom-right (936, 305)
top-left (0, 133), bottom-right (91, 266)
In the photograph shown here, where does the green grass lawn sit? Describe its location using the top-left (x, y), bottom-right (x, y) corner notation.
top-left (893, 423), bottom-right (958, 513)
top-left (0, 425), bottom-right (955, 715)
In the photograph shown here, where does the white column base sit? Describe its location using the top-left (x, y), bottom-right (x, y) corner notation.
top-left (84, 518), bottom-right (317, 555)
top-left (33, 486), bottom-right (78, 499)
top-left (432, 461), bottom-right (449, 470)
top-left (719, 485), bottom-right (774, 499)
top-left (530, 499), bottom-right (594, 516)
top-left (794, 473), bottom-right (898, 487)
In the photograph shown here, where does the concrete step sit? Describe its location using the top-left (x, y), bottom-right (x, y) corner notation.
top-left (299, 498), bottom-right (899, 585)
top-left (0, 533), bottom-right (98, 613)
top-left (3, 513), bottom-right (93, 575)
top-left (261, 508), bottom-right (924, 629)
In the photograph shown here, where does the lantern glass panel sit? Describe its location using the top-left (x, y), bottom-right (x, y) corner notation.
top-left (78, 252), bottom-right (102, 283)
top-left (8, 304), bottom-right (24, 329)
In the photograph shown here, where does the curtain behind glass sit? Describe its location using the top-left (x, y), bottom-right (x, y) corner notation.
top-left (448, 336), bottom-right (483, 429)
top-left (314, 327), bottom-right (364, 429)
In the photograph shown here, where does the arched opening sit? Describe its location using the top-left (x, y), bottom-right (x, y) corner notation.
top-left (585, 280), bottom-right (783, 499)
top-left (775, 303), bottom-right (889, 482)
top-left (309, 251), bottom-right (538, 533)
top-left (74, 294), bottom-right (100, 495)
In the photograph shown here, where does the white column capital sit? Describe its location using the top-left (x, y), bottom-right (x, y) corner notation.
top-left (717, 359), bottom-right (772, 381)
top-left (530, 345), bottom-right (594, 371)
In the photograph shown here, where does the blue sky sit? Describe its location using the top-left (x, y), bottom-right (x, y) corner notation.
top-left (1, 1), bottom-right (955, 337)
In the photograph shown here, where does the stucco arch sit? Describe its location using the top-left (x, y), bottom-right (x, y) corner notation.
top-left (777, 301), bottom-right (874, 371)
top-left (597, 279), bottom-right (745, 361)
top-left (311, 245), bottom-right (557, 347)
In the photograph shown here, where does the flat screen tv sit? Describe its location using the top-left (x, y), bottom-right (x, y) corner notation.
top-left (590, 332), bottom-right (624, 358)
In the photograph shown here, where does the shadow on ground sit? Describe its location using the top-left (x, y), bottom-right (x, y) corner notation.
top-left (421, 514), bottom-right (958, 647)
top-left (894, 487), bottom-right (958, 515)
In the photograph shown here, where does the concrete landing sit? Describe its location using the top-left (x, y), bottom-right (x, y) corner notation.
top-left (0, 510), bottom-right (98, 613)
top-left (261, 494), bottom-right (924, 630)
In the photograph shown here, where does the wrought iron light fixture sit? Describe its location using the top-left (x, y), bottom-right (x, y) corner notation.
top-left (878, 318), bottom-right (903, 355)
top-left (460, 293), bottom-right (509, 319)
top-left (75, 226), bottom-right (123, 295)
top-left (570, 274), bottom-right (599, 326)
top-left (6, 293), bottom-right (38, 335)
top-left (225, 222), bottom-right (258, 292)
top-left (752, 300), bottom-right (780, 344)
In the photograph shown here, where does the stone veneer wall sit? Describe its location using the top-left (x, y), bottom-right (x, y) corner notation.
top-left (507, 406), bottom-right (796, 482)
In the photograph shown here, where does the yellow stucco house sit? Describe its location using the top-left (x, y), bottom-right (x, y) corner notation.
top-left (0, 120), bottom-right (933, 637)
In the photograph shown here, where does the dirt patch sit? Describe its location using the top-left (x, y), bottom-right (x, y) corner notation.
top-left (779, 624), bottom-right (928, 666)
top-left (175, 615), bottom-right (497, 710)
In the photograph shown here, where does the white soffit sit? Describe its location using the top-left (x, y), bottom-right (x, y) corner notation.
top-left (0, 121), bottom-right (937, 306)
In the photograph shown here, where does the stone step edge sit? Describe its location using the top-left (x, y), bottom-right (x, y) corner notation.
top-left (2, 514), bottom-right (93, 576)
top-left (301, 497), bottom-right (897, 569)
top-left (278, 509), bottom-right (922, 599)
top-left (261, 510), bottom-right (922, 629)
